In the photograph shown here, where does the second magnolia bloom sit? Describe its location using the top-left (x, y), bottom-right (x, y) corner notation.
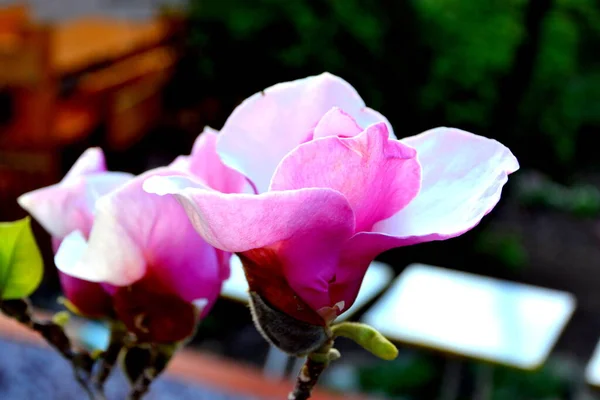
top-left (19, 146), bottom-right (234, 343)
top-left (17, 148), bottom-right (132, 318)
top-left (145, 72), bottom-right (519, 352)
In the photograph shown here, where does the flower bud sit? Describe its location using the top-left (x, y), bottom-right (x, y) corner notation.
top-left (248, 291), bottom-right (329, 356)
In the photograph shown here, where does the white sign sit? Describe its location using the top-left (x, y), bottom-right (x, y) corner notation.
top-left (362, 263), bottom-right (576, 369)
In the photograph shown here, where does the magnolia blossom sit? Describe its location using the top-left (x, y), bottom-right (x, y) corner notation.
top-left (19, 144), bottom-right (238, 343)
top-left (18, 148), bottom-right (132, 318)
top-left (145, 73), bottom-right (519, 333)
top-left (54, 167), bottom-right (226, 343)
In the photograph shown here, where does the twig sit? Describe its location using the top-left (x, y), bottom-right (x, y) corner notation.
top-left (93, 324), bottom-right (126, 396)
top-left (128, 370), bottom-right (155, 400)
top-left (126, 344), bottom-right (174, 400)
top-left (127, 346), bottom-right (158, 400)
top-left (288, 339), bottom-right (334, 400)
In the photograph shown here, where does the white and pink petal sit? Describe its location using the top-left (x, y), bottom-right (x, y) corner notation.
top-left (144, 176), bottom-right (356, 315)
top-left (63, 147), bottom-right (107, 181)
top-left (337, 127), bottom-right (519, 266)
top-left (217, 72), bottom-right (391, 193)
top-left (18, 172), bottom-right (133, 239)
top-left (270, 122), bottom-right (421, 233)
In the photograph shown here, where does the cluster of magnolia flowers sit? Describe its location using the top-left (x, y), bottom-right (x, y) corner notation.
top-left (17, 73), bottom-right (518, 397)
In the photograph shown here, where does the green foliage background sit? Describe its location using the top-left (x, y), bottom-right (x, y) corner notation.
top-left (181, 0), bottom-right (600, 179)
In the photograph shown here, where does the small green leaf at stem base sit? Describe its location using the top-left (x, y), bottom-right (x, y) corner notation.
top-left (52, 311), bottom-right (71, 328)
top-left (0, 217), bottom-right (44, 300)
top-left (331, 322), bottom-right (398, 360)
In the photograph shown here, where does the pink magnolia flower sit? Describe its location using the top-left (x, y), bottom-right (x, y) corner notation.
top-left (19, 141), bottom-right (239, 343)
top-left (144, 73), bottom-right (519, 333)
top-left (54, 166), bottom-right (227, 343)
top-left (51, 133), bottom-right (245, 343)
top-left (18, 148), bottom-right (132, 318)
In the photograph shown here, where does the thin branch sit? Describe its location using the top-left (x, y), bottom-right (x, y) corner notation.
top-left (127, 346), bottom-right (158, 400)
top-left (93, 324), bottom-right (127, 396)
top-left (125, 343), bottom-right (175, 400)
top-left (288, 339), bottom-right (334, 400)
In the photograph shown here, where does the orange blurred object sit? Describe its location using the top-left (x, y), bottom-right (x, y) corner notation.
top-left (0, 3), bottom-right (183, 219)
top-left (52, 17), bottom-right (169, 76)
top-left (0, 3), bottom-right (28, 35)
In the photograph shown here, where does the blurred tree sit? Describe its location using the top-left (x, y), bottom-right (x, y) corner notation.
top-left (184, 0), bottom-right (599, 178)
top-left (413, 0), bottom-right (600, 175)
top-left (491, 362), bottom-right (571, 400)
top-left (519, 0), bottom-right (600, 172)
top-left (414, 0), bottom-right (527, 128)
top-left (184, 0), bottom-right (428, 134)
top-left (491, 0), bottom-right (554, 162)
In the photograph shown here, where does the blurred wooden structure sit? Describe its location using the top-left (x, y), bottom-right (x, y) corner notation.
top-left (0, 3), bottom-right (183, 218)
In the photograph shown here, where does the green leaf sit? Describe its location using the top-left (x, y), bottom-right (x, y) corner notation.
top-left (332, 322), bottom-right (398, 361)
top-left (0, 217), bottom-right (44, 300)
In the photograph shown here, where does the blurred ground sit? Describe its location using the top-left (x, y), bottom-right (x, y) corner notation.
top-left (0, 337), bottom-right (256, 400)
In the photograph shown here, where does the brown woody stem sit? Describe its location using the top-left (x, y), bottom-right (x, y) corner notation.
top-left (288, 338), bottom-right (334, 400)
top-left (127, 346), bottom-right (159, 400)
top-left (92, 324), bottom-right (127, 397)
